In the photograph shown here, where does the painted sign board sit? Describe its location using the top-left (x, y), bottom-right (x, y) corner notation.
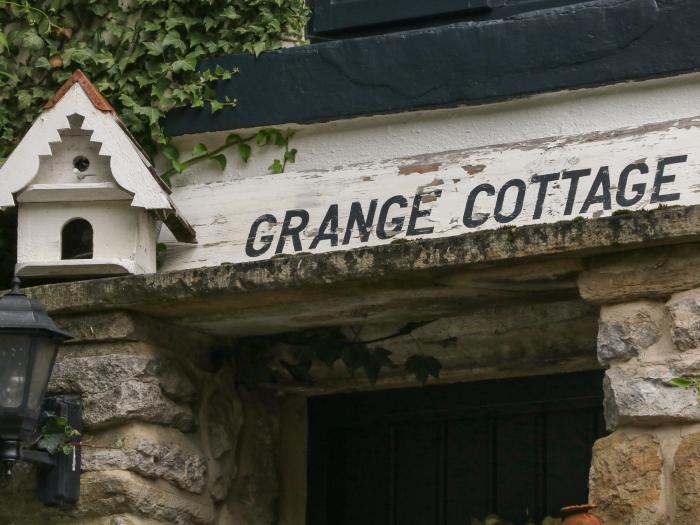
top-left (160, 117), bottom-right (700, 272)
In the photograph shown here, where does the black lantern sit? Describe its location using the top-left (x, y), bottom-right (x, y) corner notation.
top-left (0, 278), bottom-right (80, 505)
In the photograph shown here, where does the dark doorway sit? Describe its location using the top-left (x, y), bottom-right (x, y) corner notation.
top-left (307, 371), bottom-right (606, 525)
top-left (61, 218), bottom-right (93, 260)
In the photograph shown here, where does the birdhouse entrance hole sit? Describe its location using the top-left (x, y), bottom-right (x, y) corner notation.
top-left (61, 218), bottom-right (93, 260)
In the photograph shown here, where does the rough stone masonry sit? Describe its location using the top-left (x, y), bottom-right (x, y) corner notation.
top-left (3, 208), bottom-right (700, 523)
top-left (0, 311), bottom-right (280, 525)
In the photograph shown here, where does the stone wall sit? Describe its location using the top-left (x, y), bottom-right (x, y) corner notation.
top-left (0, 311), bottom-right (280, 525)
top-left (583, 244), bottom-right (700, 525)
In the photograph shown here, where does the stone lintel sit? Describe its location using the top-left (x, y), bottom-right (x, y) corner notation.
top-left (19, 205), bottom-right (700, 336)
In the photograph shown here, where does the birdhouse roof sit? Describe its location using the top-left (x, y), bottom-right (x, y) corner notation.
top-left (0, 70), bottom-right (196, 243)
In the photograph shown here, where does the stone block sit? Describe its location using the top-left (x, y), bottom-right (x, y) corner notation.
top-left (597, 301), bottom-right (663, 365)
top-left (84, 380), bottom-right (194, 431)
top-left (589, 432), bottom-right (665, 525)
top-left (82, 423), bottom-right (207, 493)
top-left (49, 353), bottom-right (155, 395)
top-left (673, 431), bottom-right (700, 524)
top-left (603, 366), bottom-right (700, 429)
top-left (667, 288), bottom-right (700, 351)
top-left (79, 470), bottom-right (215, 525)
top-left (579, 244), bottom-right (700, 305)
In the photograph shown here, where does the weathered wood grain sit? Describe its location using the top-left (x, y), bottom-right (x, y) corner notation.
top-left (161, 116), bottom-right (700, 272)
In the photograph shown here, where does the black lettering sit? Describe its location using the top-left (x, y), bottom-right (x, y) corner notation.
top-left (309, 204), bottom-right (339, 249)
top-left (580, 166), bottom-right (612, 214)
top-left (245, 214), bottom-right (277, 257)
top-left (531, 173), bottom-right (559, 220)
top-left (463, 184), bottom-right (495, 228)
top-left (407, 190), bottom-right (442, 236)
top-left (562, 169), bottom-right (592, 215)
top-left (275, 209), bottom-right (309, 254)
top-left (495, 179), bottom-right (526, 223)
top-left (343, 200), bottom-right (378, 245)
top-left (377, 195), bottom-right (408, 239)
top-left (616, 163), bottom-right (649, 207)
top-left (651, 155), bottom-right (686, 203)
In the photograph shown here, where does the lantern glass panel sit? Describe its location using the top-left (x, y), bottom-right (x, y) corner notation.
top-left (27, 337), bottom-right (58, 412)
top-left (0, 334), bottom-right (32, 408)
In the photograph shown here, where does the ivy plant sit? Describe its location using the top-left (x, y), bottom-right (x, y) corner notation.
top-left (0, 0), bottom-right (308, 163)
top-left (0, 0), bottom-right (309, 285)
top-left (668, 376), bottom-right (700, 404)
top-left (269, 325), bottom-right (444, 387)
top-left (34, 413), bottom-right (80, 455)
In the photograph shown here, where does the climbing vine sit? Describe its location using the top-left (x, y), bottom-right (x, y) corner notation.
top-left (0, 0), bottom-right (307, 163)
top-left (0, 0), bottom-right (308, 285)
top-left (256, 324), bottom-right (444, 387)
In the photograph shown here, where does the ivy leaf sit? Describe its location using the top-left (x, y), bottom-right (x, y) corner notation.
top-left (341, 344), bottom-right (368, 377)
top-left (172, 159), bottom-right (186, 174)
top-left (162, 144), bottom-right (180, 161)
top-left (669, 377), bottom-right (695, 388)
top-left (209, 99), bottom-right (224, 113)
top-left (36, 433), bottom-right (66, 454)
top-left (238, 143), bottom-right (251, 162)
top-left (0, 32), bottom-right (9, 54)
top-left (211, 154), bottom-right (227, 171)
top-left (225, 133), bottom-right (241, 145)
top-left (405, 355), bottom-right (442, 386)
top-left (268, 158), bottom-right (283, 173)
top-left (172, 55), bottom-right (197, 73)
top-left (162, 31), bottom-right (187, 53)
top-left (363, 348), bottom-right (396, 385)
top-left (253, 41), bottom-right (267, 57)
top-left (256, 129), bottom-right (270, 146)
top-left (284, 148), bottom-right (297, 163)
top-left (11, 28), bottom-right (44, 51)
top-left (313, 337), bottom-right (343, 368)
top-left (143, 41), bottom-right (165, 56)
top-left (192, 143), bottom-right (208, 155)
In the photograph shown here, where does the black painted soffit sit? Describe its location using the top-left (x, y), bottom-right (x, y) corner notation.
top-left (164, 0), bottom-right (700, 137)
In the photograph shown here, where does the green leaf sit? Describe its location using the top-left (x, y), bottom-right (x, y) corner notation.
top-left (36, 433), bottom-right (66, 454)
top-left (209, 100), bottom-right (223, 113)
top-left (162, 145), bottom-right (180, 161)
top-left (256, 129), bottom-right (270, 146)
top-left (172, 159), bottom-right (186, 174)
top-left (284, 148), bottom-right (297, 163)
top-left (669, 377), bottom-right (695, 388)
top-left (143, 41), bottom-right (165, 56)
top-left (211, 153), bottom-right (227, 171)
top-left (0, 32), bottom-right (9, 54)
top-left (268, 158), bottom-right (283, 173)
top-left (225, 133), bottom-right (241, 145)
top-left (192, 143), bottom-right (208, 155)
top-left (253, 41), bottom-right (267, 57)
top-left (162, 31), bottom-right (186, 53)
top-left (405, 355), bottom-right (442, 386)
top-left (238, 143), bottom-right (251, 162)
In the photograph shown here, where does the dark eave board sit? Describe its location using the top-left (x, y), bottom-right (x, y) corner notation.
top-left (164, 0), bottom-right (700, 136)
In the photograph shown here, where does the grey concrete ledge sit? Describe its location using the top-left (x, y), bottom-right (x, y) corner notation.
top-left (24, 205), bottom-right (700, 317)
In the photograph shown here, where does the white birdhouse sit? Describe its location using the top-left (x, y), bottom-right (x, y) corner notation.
top-left (0, 70), bottom-right (196, 279)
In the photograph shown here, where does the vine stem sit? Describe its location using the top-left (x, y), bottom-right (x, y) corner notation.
top-left (161, 133), bottom-right (256, 179)
top-left (160, 129), bottom-right (295, 179)
top-left (0, 1), bottom-right (63, 32)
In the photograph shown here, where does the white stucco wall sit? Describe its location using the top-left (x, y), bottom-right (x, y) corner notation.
top-left (160, 72), bottom-right (700, 271)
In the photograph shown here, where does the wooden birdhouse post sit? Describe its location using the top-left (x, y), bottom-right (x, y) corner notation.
top-left (0, 70), bottom-right (195, 279)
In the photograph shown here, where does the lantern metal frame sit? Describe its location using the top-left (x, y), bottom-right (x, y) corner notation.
top-left (0, 278), bottom-right (81, 506)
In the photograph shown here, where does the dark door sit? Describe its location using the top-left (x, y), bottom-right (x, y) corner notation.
top-left (307, 371), bottom-right (606, 525)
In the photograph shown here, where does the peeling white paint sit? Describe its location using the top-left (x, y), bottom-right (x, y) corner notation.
top-left (160, 113), bottom-right (700, 271)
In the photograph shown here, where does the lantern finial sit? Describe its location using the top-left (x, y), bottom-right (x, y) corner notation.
top-left (9, 277), bottom-right (20, 295)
